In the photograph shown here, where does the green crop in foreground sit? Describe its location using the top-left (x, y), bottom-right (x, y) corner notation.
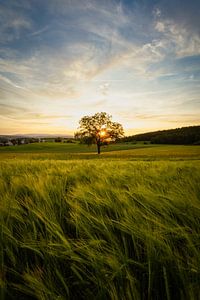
top-left (1, 160), bottom-right (200, 299)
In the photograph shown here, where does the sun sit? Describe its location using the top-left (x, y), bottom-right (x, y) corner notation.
top-left (100, 130), bottom-right (106, 137)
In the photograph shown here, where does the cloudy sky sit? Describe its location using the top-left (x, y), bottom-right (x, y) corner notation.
top-left (0, 0), bottom-right (200, 135)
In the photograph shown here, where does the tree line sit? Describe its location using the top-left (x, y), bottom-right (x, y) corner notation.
top-left (118, 126), bottom-right (200, 145)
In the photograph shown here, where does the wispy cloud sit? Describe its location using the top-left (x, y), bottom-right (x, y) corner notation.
top-left (0, 0), bottom-right (199, 134)
top-left (154, 18), bottom-right (200, 58)
top-left (29, 26), bottom-right (50, 37)
top-left (0, 4), bottom-right (32, 43)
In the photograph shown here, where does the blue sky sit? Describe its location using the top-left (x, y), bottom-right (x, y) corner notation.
top-left (0, 0), bottom-right (200, 135)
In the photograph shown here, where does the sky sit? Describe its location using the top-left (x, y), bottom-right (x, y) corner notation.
top-left (0, 0), bottom-right (200, 136)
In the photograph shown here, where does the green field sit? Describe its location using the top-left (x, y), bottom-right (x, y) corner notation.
top-left (0, 143), bottom-right (200, 161)
top-left (0, 142), bottom-right (140, 153)
top-left (1, 143), bottom-right (200, 299)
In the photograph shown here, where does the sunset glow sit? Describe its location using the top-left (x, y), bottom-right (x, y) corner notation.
top-left (100, 130), bottom-right (106, 137)
top-left (0, 0), bottom-right (200, 135)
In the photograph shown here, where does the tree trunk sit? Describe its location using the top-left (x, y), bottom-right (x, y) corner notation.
top-left (97, 142), bottom-right (101, 154)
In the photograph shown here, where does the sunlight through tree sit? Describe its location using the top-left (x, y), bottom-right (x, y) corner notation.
top-left (75, 112), bottom-right (124, 154)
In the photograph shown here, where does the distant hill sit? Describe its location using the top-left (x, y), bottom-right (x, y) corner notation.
top-left (120, 126), bottom-right (200, 145)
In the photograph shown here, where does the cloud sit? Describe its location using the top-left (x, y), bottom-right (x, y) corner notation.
top-left (0, 0), bottom-right (199, 134)
top-left (0, 103), bottom-right (28, 115)
top-left (0, 52), bottom-right (81, 99)
top-left (153, 7), bottom-right (161, 17)
top-left (0, 102), bottom-right (72, 130)
top-left (118, 111), bottom-right (200, 125)
top-left (154, 0), bottom-right (200, 35)
top-left (98, 83), bottom-right (110, 95)
top-left (29, 26), bottom-right (50, 37)
top-left (0, 4), bottom-right (32, 43)
top-left (0, 74), bottom-right (26, 90)
top-left (153, 1), bottom-right (200, 59)
top-left (0, 0), bottom-right (166, 96)
top-left (92, 99), bottom-right (108, 107)
top-left (154, 19), bottom-right (200, 58)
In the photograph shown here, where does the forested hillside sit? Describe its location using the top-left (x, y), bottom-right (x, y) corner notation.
top-left (120, 126), bottom-right (200, 144)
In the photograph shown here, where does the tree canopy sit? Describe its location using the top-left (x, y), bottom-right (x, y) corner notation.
top-left (75, 112), bottom-right (124, 154)
top-left (118, 125), bottom-right (200, 145)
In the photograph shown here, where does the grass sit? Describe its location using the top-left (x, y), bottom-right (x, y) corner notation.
top-left (0, 142), bottom-right (149, 153)
top-left (0, 143), bottom-right (200, 161)
top-left (1, 144), bottom-right (200, 299)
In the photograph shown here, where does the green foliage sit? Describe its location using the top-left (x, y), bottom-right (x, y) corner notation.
top-left (55, 137), bottom-right (62, 143)
top-left (120, 125), bottom-right (200, 145)
top-left (75, 112), bottom-right (124, 154)
top-left (1, 155), bottom-right (200, 299)
top-left (79, 136), bottom-right (95, 146)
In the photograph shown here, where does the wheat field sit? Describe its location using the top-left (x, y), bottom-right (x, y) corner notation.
top-left (0, 146), bottom-right (200, 300)
top-left (1, 147), bottom-right (200, 300)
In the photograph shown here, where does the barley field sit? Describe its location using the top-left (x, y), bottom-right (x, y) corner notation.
top-left (1, 144), bottom-right (200, 299)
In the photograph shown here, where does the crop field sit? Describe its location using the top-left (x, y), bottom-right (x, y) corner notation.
top-left (0, 142), bottom-right (144, 153)
top-left (1, 144), bottom-right (200, 299)
top-left (0, 143), bottom-right (200, 161)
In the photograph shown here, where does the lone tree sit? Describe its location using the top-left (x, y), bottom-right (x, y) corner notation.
top-left (75, 112), bottom-right (124, 154)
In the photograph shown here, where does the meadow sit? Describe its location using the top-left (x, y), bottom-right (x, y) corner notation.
top-left (1, 143), bottom-right (200, 299)
top-left (0, 142), bottom-right (200, 161)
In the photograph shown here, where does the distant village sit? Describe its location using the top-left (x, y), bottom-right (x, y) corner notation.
top-left (0, 137), bottom-right (75, 147)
